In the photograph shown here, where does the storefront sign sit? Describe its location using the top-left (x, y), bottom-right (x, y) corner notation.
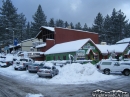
top-left (76, 50), bottom-right (85, 56)
top-left (83, 43), bottom-right (95, 49)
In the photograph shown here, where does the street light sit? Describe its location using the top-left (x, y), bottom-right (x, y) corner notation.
top-left (6, 28), bottom-right (15, 54)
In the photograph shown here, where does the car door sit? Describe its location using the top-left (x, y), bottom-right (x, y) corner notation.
top-left (112, 62), bottom-right (121, 72)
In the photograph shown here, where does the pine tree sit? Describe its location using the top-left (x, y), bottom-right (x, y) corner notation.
top-left (103, 14), bottom-right (111, 43)
top-left (25, 22), bottom-right (31, 39)
top-left (92, 12), bottom-right (104, 42)
top-left (16, 13), bottom-right (26, 42)
top-left (82, 23), bottom-right (88, 31)
top-left (64, 21), bottom-right (69, 28)
top-left (0, 0), bottom-right (19, 45)
top-left (116, 10), bottom-right (127, 40)
top-left (48, 18), bottom-right (55, 27)
top-left (123, 22), bottom-right (130, 38)
top-left (110, 8), bottom-right (127, 43)
top-left (70, 22), bottom-right (74, 29)
top-left (31, 4), bottom-right (47, 37)
top-left (75, 22), bottom-right (82, 30)
top-left (55, 19), bottom-right (64, 27)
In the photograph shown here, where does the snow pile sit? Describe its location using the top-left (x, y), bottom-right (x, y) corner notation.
top-left (50, 63), bottom-right (117, 84)
top-left (0, 62), bottom-right (118, 84)
top-left (26, 93), bottom-right (44, 97)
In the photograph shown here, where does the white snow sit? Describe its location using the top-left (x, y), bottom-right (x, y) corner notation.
top-left (96, 43), bottom-right (129, 54)
top-left (26, 93), bottom-right (44, 97)
top-left (45, 38), bottom-right (95, 54)
top-left (41, 26), bottom-right (54, 31)
top-left (35, 43), bottom-right (46, 48)
top-left (116, 38), bottom-right (130, 44)
top-left (0, 60), bottom-right (118, 84)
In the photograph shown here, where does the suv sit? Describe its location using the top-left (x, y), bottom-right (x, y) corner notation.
top-left (97, 60), bottom-right (130, 76)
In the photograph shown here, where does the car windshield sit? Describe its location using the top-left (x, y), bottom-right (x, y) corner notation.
top-left (42, 66), bottom-right (51, 69)
top-left (32, 64), bottom-right (39, 66)
top-left (20, 59), bottom-right (28, 62)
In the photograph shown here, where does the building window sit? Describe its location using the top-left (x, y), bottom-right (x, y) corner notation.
top-left (63, 56), bottom-right (66, 60)
top-left (53, 56), bottom-right (55, 60)
top-left (58, 56), bottom-right (61, 60)
top-left (30, 48), bottom-right (34, 51)
top-left (94, 55), bottom-right (98, 60)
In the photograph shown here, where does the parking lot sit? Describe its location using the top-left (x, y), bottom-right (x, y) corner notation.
top-left (0, 74), bottom-right (130, 97)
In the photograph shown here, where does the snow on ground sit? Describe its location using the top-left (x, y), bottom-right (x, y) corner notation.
top-left (0, 60), bottom-right (119, 84)
top-left (26, 93), bottom-right (44, 97)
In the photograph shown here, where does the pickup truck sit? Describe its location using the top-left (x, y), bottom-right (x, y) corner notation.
top-left (96, 59), bottom-right (130, 76)
top-left (13, 58), bottom-right (34, 70)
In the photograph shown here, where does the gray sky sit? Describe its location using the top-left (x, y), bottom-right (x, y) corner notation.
top-left (0, 0), bottom-right (130, 27)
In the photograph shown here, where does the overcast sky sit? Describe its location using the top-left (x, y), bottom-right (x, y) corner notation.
top-left (0, 0), bottom-right (130, 27)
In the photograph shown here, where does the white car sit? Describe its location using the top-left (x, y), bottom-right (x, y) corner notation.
top-left (97, 60), bottom-right (130, 76)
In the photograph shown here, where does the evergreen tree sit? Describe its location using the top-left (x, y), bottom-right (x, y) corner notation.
top-left (82, 23), bottom-right (88, 31)
top-left (0, 0), bottom-right (18, 45)
top-left (16, 13), bottom-right (26, 42)
top-left (103, 14), bottom-right (111, 43)
top-left (124, 22), bottom-right (130, 38)
top-left (55, 19), bottom-right (64, 27)
top-left (92, 12), bottom-right (104, 42)
top-left (116, 10), bottom-right (127, 40)
top-left (70, 22), bottom-right (74, 29)
top-left (64, 21), bottom-right (69, 28)
top-left (109, 8), bottom-right (127, 43)
top-left (31, 4), bottom-right (47, 37)
top-left (75, 22), bottom-right (82, 30)
top-left (25, 22), bottom-right (31, 39)
top-left (48, 18), bottom-right (55, 27)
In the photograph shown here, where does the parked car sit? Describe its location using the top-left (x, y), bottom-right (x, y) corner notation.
top-left (13, 58), bottom-right (34, 70)
top-left (0, 56), bottom-right (16, 67)
top-left (37, 64), bottom-right (59, 78)
top-left (97, 60), bottom-right (130, 76)
top-left (0, 61), bottom-right (8, 67)
top-left (28, 62), bottom-right (45, 73)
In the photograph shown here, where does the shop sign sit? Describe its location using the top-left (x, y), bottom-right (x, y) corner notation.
top-left (76, 50), bottom-right (85, 56)
top-left (83, 43), bottom-right (95, 49)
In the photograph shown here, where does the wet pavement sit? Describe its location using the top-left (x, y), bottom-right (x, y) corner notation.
top-left (0, 74), bottom-right (130, 97)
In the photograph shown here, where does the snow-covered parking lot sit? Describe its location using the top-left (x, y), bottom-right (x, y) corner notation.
top-left (0, 54), bottom-right (126, 97)
top-left (0, 61), bottom-right (119, 84)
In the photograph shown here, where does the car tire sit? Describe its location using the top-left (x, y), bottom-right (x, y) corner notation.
top-left (51, 74), bottom-right (54, 78)
top-left (29, 71), bottom-right (31, 73)
top-left (38, 75), bottom-right (41, 77)
top-left (123, 70), bottom-right (130, 76)
top-left (26, 66), bottom-right (28, 70)
top-left (104, 69), bottom-right (110, 75)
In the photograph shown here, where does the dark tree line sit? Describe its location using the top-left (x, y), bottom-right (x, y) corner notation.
top-left (0, 0), bottom-right (130, 47)
top-left (92, 9), bottom-right (129, 44)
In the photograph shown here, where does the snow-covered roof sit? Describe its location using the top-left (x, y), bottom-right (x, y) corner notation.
top-left (116, 38), bottom-right (130, 44)
top-left (35, 26), bottom-right (55, 38)
top-left (9, 43), bottom-right (21, 48)
top-left (45, 38), bottom-right (93, 55)
top-left (21, 38), bottom-right (35, 43)
top-left (21, 51), bottom-right (44, 55)
top-left (96, 43), bottom-right (129, 54)
top-left (35, 43), bottom-right (46, 48)
top-left (41, 26), bottom-right (55, 32)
